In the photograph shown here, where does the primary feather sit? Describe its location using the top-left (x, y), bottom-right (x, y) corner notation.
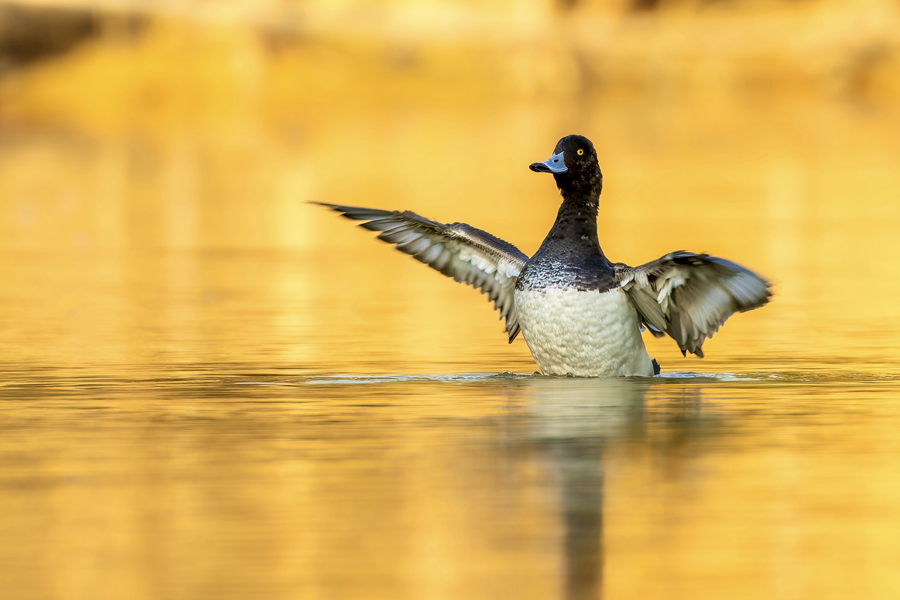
top-left (614, 251), bottom-right (771, 357)
top-left (314, 203), bottom-right (528, 342)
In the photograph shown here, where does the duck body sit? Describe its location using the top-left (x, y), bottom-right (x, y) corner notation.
top-left (514, 183), bottom-right (653, 376)
top-left (515, 287), bottom-right (653, 377)
top-left (316, 134), bottom-right (771, 378)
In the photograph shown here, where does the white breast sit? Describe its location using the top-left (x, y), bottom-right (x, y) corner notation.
top-left (514, 287), bottom-right (654, 377)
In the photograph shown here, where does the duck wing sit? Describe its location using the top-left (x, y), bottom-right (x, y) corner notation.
top-left (315, 203), bottom-right (529, 343)
top-left (614, 251), bottom-right (771, 357)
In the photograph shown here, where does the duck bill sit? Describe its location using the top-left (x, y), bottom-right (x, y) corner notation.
top-left (529, 151), bottom-right (568, 174)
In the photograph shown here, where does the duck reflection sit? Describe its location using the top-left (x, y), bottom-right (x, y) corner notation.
top-left (522, 377), bottom-right (701, 600)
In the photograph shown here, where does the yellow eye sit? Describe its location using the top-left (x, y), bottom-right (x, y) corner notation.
top-left (577, 149), bottom-right (584, 155)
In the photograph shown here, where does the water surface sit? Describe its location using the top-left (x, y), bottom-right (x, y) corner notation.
top-left (2, 87), bottom-right (900, 599)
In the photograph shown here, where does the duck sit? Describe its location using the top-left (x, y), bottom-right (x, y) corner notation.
top-left (315, 134), bottom-right (771, 377)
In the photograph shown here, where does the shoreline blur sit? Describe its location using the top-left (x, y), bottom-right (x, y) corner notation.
top-left (3, 0), bottom-right (900, 136)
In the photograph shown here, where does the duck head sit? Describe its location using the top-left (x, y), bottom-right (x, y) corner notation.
top-left (529, 135), bottom-right (603, 204)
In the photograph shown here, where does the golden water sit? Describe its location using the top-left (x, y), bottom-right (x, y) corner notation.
top-left (3, 57), bottom-right (900, 598)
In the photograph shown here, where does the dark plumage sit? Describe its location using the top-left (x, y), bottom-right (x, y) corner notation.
top-left (519, 135), bottom-right (615, 293)
top-left (315, 134), bottom-right (771, 376)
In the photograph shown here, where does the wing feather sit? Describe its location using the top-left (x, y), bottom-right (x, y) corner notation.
top-left (615, 251), bottom-right (771, 357)
top-left (315, 202), bottom-right (529, 343)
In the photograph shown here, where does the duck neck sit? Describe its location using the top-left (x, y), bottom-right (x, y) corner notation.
top-left (543, 176), bottom-right (605, 257)
top-left (547, 196), bottom-right (599, 243)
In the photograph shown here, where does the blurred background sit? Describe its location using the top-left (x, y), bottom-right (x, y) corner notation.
top-left (2, 1), bottom-right (900, 599)
top-left (2, 0), bottom-right (900, 374)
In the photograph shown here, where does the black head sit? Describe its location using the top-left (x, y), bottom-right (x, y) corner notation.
top-left (529, 135), bottom-right (602, 202)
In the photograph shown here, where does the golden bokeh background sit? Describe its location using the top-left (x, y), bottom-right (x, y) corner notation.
top-left (2, 1), bottom-right (900, 599)
top-left (2, 0), bottom-right (900, 374)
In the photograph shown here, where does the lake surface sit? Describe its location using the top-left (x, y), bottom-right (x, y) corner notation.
top-left (2, 84), bottom-right (900, 599)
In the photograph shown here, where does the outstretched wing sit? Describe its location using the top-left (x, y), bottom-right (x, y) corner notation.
top-left (614, 251), bottom-right (771, 357)
top-left (315, 202), bottom-right (529, 343)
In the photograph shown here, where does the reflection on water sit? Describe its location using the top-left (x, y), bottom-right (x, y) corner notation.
top-left (5, 369), bottom-right (900, 599)
top-left (528, 379), bottom-right (649, 600)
